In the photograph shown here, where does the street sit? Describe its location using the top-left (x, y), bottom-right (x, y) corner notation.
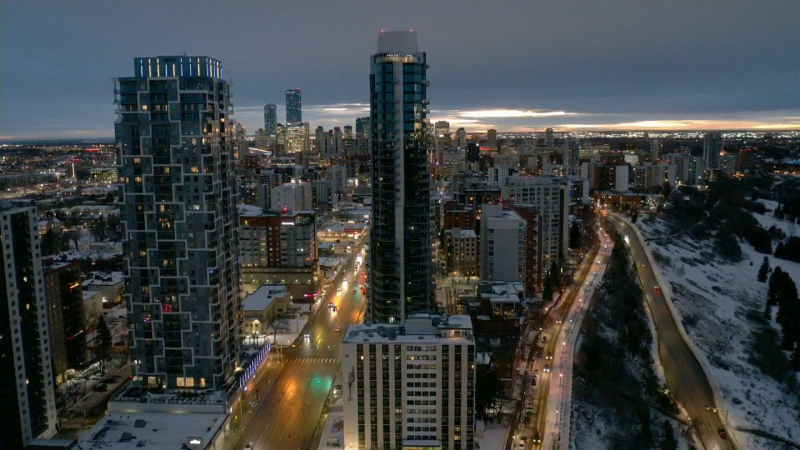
top-left (511, 237), bottom-right (601, 449)
top-left (233, 235), bottom-right (368, 450)
top-left (609, 215), bottom-right (736, 450)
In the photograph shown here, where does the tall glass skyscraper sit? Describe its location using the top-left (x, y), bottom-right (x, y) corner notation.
top-left (368, 31), bottom-right (433, 324)
top-left (114, 56), bottom-right (242, 390)
top-left (264, 103), bottom-right (277, 136)
top-left (285, 88), bottom-right (302, 124)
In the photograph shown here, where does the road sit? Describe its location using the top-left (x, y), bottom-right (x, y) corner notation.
top-left (609, 215), bottom-right (735, 450)
top-left (233, 237), bottom-right (368, 450)
top-left (510, 239), bottom-right (600, 449)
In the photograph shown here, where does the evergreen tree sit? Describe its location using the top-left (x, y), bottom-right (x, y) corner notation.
top-left (768, 267), bottom-right (784, 307)
top-left (96, 315), bottom-right (113, 375)
top-left (660, 420), bottom-right (678, 450)
top-left (714, 226), bottom-right (742, 261)
top-left (549, 260), bottom-right (562, 291)
top-left (631, 209), bottom-right (639, 223)
top-left (569, 222), bottom-right (581, 249)
top-left (542, 274), bottom-right (553, 303)
top-left (758, 256), bottom-right (770, 282)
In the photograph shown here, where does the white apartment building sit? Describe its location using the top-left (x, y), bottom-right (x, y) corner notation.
top-left (479, 205), bottom-right (526, 283)
top-left (271, 181), bottom-right (313, 211)
top-left (341, 315), bottom-right (476, 450)
top-left (500, 175), bottom-right (569, 262)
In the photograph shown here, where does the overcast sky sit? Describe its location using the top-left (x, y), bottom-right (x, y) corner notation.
top-left (2, 1), bottom-right (799, 140)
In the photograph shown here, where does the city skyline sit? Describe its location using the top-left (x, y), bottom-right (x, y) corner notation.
top-left (3, 1), bottom-right (800, 140)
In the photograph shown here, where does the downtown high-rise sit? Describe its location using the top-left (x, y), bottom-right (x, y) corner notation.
top-left (114, 56), bottom-right (242, 390)
top-left (0, 205), bottom-right (58, 449)
top-left (264, 103), bottom-right (277, 136)
top-left (286, 88), bottom-right (302, 124)
top-left (369, 31), bottom-right (434, 324)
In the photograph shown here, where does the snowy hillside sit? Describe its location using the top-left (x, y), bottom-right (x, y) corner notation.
top-left (634, 211), bottom-right (800, 449)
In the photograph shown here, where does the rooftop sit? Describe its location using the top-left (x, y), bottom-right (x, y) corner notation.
top-left (242, 285), bottom-right (290, 312)
top-left (78, 412), bottom-right (225, 450)
top-left (344, 315), bottom-right (473, 344)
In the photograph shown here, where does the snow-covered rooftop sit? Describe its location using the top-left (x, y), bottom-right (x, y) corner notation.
top-left (78, 412), bottom-right (225, 450)
top-left (243, 285), bottom-right (289, 312)
top-left (344, 315), bottom-right (473, 344)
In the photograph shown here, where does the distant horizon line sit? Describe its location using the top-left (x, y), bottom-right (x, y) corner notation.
top-left (3, 128), bottom-right (800, 143)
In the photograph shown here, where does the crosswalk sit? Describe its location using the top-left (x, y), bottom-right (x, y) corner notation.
top-left (292, 357), bottom-right (339, 364)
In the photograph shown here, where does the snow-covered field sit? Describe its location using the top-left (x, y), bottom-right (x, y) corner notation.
top-left (635, 211), bottom-right (800, 449)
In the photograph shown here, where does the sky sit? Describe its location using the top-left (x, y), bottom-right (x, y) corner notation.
top-left (2, 1), bottom-right (800, 140)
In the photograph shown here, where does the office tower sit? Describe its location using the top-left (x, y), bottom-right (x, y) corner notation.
top-left (355, 117), bottom-right (371, 140)
top-left (343, 125), bottom-right (356, 156)
top-left (435, 120), bottom-right (451, 153)
top-left (43, 258), bottom-right (86, 381)
top-left (316, 126), bottom-right (330, 155)
top-left (466, 142), bottom-right (481, 163)
top-left (286, 122), bottom-right (310, 153)
top-left (114, 56), bottom-right (241, 390)
top-left (355, 117), bottom-right (371, 156)
top-left (271, 181), bottom-right (313, 211)
top-left (456, 127), bottom-right (467, 149)
top-left (264, 103), bottom-right (278, 136)
top-left (286, 88), bottom-right (302, 124)
top-left (369, 31), bottom-right (433, 323)
top-left (487, 129), bottom-right (497, 150)
top-left (703, 131), bottom-right (722, 168)
top-left (500, 176), bottom-right (569, 262)
top-left (0, 205), bottom-right (58, 448)
top-left (545, 127), bottom-right (554, 147)
top-left (341, 315), bottom-right (476, 450)
top-left (343, 125), bottom-right (354, 140)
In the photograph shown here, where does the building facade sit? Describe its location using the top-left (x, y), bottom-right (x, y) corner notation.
top-left (271, 182), bottom-right (313, 212)
top-left (341, 315), bottom-right (476, 450)
top-left (286, 88), bottom-right (302, 124)
top-left (114, 56), bottom-right (242, 390)
top-left (500, 176), bottom-right (569, 263)
top-left (0, 206), bottom-right (58, 448)
top-left (43, 259), bottom-right (86, 380)
top-left (703, 131), bottom-right (722, 168)
top-left (264, 104), bottom-right (277, 136)
top-left (369, 31), bottom-right (434, 324)
top-left (443, 228), bottom-right (479, 277)
top-left (479, 205), bottom-right (526, 284)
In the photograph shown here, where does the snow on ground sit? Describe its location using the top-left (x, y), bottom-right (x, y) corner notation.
top-left (475, 420), bottom-right (510, 450)
top-left (635, 214), bottom-right (800, 448)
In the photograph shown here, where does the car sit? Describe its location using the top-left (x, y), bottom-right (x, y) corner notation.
top-left (304, 333), bottom-right (311, 339)
top-left (642, 264), bottom-right (646, 269)
top-left (533, 432), bottom-right (542, 443)
top-left (244, 443), bottom-right (254, 450)
top-left (718, 428), bottom-right (727, 439)
top-left (654, 286), bottom-right (660, 291)
top-left (543, 365), bottom-right (551, 372)
top-left (332, 306), bottom-right (338, 313)
top-left (352, 288), bottom-right (357, 293)
top-left (328, 302), bottom-right (334, 308)
top-left (517, 437), bottom-right (527, 449)
top-left (334, 239), bottom-right (341, 243)
top-left (334, 327), bottom-right (341, 332)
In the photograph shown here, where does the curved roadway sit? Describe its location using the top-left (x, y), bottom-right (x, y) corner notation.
top-left (609, 216), bottom-right (735, 450)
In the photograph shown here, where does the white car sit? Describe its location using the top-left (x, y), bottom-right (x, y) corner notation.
top-left (244, 443), bottom-right (254, 450)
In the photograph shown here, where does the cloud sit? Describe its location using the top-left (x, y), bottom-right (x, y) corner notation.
top-left (457, 109), bottom-right (574, 119)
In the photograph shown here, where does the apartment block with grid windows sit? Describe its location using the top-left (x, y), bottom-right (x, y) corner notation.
top-left (342, 315), bottom-right (476, 450)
